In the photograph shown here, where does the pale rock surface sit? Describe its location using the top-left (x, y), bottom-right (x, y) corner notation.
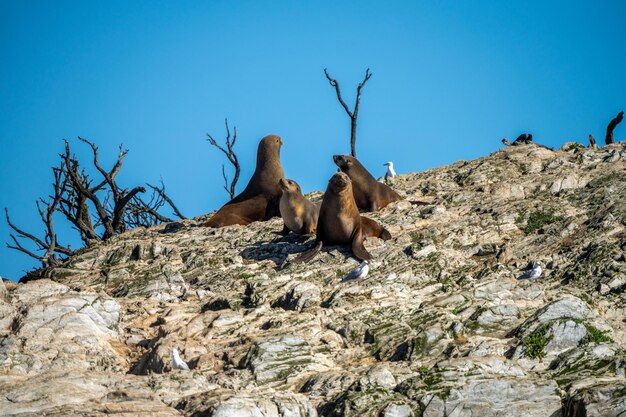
top-left (2, 143), bottom-right (626, 416)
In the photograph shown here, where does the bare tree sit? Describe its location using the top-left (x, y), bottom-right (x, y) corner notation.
top-left (6, 138), bottom-right (184, 269)
top-left (324, 68), bottom-right (372, 157)
top-left (125, 181), bottom-right (186, 228)
top-left (5, 163), bottom-right (73, 268)
top-left (207, 119), bottom-right (240, 199)
top-left (60, 137), bottom-right (145, 241)
top-left (606, 111), bottom-right (624, 145)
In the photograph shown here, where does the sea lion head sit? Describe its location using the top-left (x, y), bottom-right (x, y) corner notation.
top-left (333, 154), bottom-right (357, 172)
top-left (259, 134), bottom-right (283, 150)
top-left (279, 178), bottom-right (301, 194)
top-left (257, 134), bottom-right (283, 166)
top-left (328, 172), bottom-right (352, 193)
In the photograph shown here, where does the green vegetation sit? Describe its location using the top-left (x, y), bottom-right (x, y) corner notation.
top-left (452, 304), bottom-right (469, 315)
top-left (239, 272), bottom-right (255, 279)
top-left (563, 142), bottom-right (584, 151)
top-left (516, 209), bottom-right (563, 234)
top-left (523, 323), bottom-right (551, 359)
top-left (583, 323), bottom-right (613, 344)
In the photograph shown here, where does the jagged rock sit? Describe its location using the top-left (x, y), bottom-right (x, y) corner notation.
top-left (563, 381), bottom-right (626, 417)
top-left (271, 281), bottom-right (321, 311)
top-left (420, 378), bottom-right (562, 417)
top-left (382, 403), bottom-right (414, 417)
top-left (243, 335), bottom-right (317, 386)
top-left (2, 144), bottom-right (626, 415)
top-left (0, 280), bottom-right (124, 374)
top-left (176, 390), bottom-right (318, 417)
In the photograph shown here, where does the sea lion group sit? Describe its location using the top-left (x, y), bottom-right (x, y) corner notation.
top-left (203, 134), bottom-right (400, 262)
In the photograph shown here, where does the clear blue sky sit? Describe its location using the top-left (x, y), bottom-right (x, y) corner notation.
top-left (1, 0), bottom-right (625, 280)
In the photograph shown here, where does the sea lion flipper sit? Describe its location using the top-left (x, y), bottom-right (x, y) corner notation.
top-left (294, 241), bottom-right (323, 263)
top-left (379, 226), bottom-right (392, 241)
top-left (359, 216), bottom-right (392, 241)
top-left (351, 227), bottom-right (372, 261)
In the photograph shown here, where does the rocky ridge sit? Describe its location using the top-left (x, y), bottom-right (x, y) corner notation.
top-left (1, 142), bottom-right (626, 416)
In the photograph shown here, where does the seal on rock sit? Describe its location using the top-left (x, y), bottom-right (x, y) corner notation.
top-left (295, 172), bottom-right (391, 263)
top-left (278, 178), bottom-right (320, 236)
top-left (333, 155), bottom-right (402, 212)
top-left (204, 134), bottom-right (285, 227)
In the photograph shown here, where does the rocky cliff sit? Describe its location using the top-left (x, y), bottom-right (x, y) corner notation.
top-left (1, 143), bottom-right (625, 417)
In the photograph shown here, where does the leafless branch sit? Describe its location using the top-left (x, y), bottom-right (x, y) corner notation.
top-left (207, 118), bottom-right (240, 199)
top-left (146, 182), bottom-right (186, 220)
top-left (6, 138), bottom-right (184, 273)
top-left (124, 181), bottom-right (186, 228)
top-left (605, 111), bottom-right (624, 145)
top-left (324, 68), bottom-right (372, 157)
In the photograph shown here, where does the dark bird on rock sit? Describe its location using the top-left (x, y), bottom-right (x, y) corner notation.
top-left (513, 133), bottom-right (533, 145)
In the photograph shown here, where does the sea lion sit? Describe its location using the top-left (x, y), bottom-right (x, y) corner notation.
top-left (333, 155), bottom-right (402, 212)
top-left (278, 178), bottom-right (320, 236)
top-left (204, 134), bottom-right (285, 227)
top-left (295, 172), bottom-right (391, 263)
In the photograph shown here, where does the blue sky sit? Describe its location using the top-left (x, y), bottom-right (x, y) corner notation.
top-left (1, 0), bottom-right (625, 280)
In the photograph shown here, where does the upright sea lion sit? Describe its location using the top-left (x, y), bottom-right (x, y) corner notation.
top-left (333, 155), bottom-right (402, 212)
top-left (295, 172), bottom-right (391, 263)
top-left (204, 134), bottom-right (285, 227)
top-left (278, 178), bottom-right (320, 236)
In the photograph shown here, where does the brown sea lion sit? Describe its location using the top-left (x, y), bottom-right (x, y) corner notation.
top-left (204, 134), bottom-right (285, 227)
top-left (278, 178), bottom-right (320, 236)
top-left (295, 172), bottom-right (391, 263)
top-left (333, 155), bottom-right (402, 212)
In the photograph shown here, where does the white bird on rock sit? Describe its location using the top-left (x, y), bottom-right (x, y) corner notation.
top-left (517, 261), bottom-right (542, 280)
top-left (342, 261), bottom-right (369, 281)
top-left (383, 162), bottom-right (397, 180)
top-left (172, 348), bottom-right (190, 370)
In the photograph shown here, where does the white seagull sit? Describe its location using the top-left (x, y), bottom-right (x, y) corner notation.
top-left (342, 261), bottom-right (369, 281)
top-left (517, 261), bottom-right (542, 280)
top-left (383, 162), bottom-right (397, 180)
top-left (172, 347), bottom-right (190, 370)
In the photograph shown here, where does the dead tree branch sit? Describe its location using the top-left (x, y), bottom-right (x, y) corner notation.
top-left (605, 111), bottom-right (624, 145)
top-left (324, 68), bottom-right (372, 157)
top-left (125, 181), bottom-right (186, 228)
top-left (147, 182), bottom-right (186, 220)
top-left (5, 163), bottom-right (73, 268)
top-left (207, 119), bottom-right (240, 199)
top-left (6, 138), bottom-right (184, 271)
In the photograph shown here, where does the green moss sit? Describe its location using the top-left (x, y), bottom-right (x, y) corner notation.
top-left (239, 272), bottom-right (255, 279)
top-left (452, 304), bottom-right (469, 315)
top-left (582, 324), bottom-right (613, 344)
top-left (523, 323), bottom-right (551, 359)
top-left (564, 142), bottom-right (584, 151)
top-left (422, 370), bottom-right (442, 388)
top-left (146, 372), bottom-right (161, 391)
top-left (516, 210), bottom-right (563, 234)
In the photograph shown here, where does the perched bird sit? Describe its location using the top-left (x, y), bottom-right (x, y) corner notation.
top-left (171, 348), bottom-right (190, 370)
top-left (589, 134), bottom-right (597, 148)
top-left (514, 133), bottom-right (534, 145)
top-left (517, 261), bottom-right (542, 280)
top-left (342, 260), bottom-right (369, 281)
top-left (502, 134), bottom-right (533, 146)
top-left (383, 162), bottom-right (397, 180)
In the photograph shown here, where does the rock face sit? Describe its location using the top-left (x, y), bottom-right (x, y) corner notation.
top-left (1, 142), bottom-right (626, 416)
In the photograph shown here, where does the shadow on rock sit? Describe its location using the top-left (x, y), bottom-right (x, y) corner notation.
top-left (239, 234), bottom-right (313, 266)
